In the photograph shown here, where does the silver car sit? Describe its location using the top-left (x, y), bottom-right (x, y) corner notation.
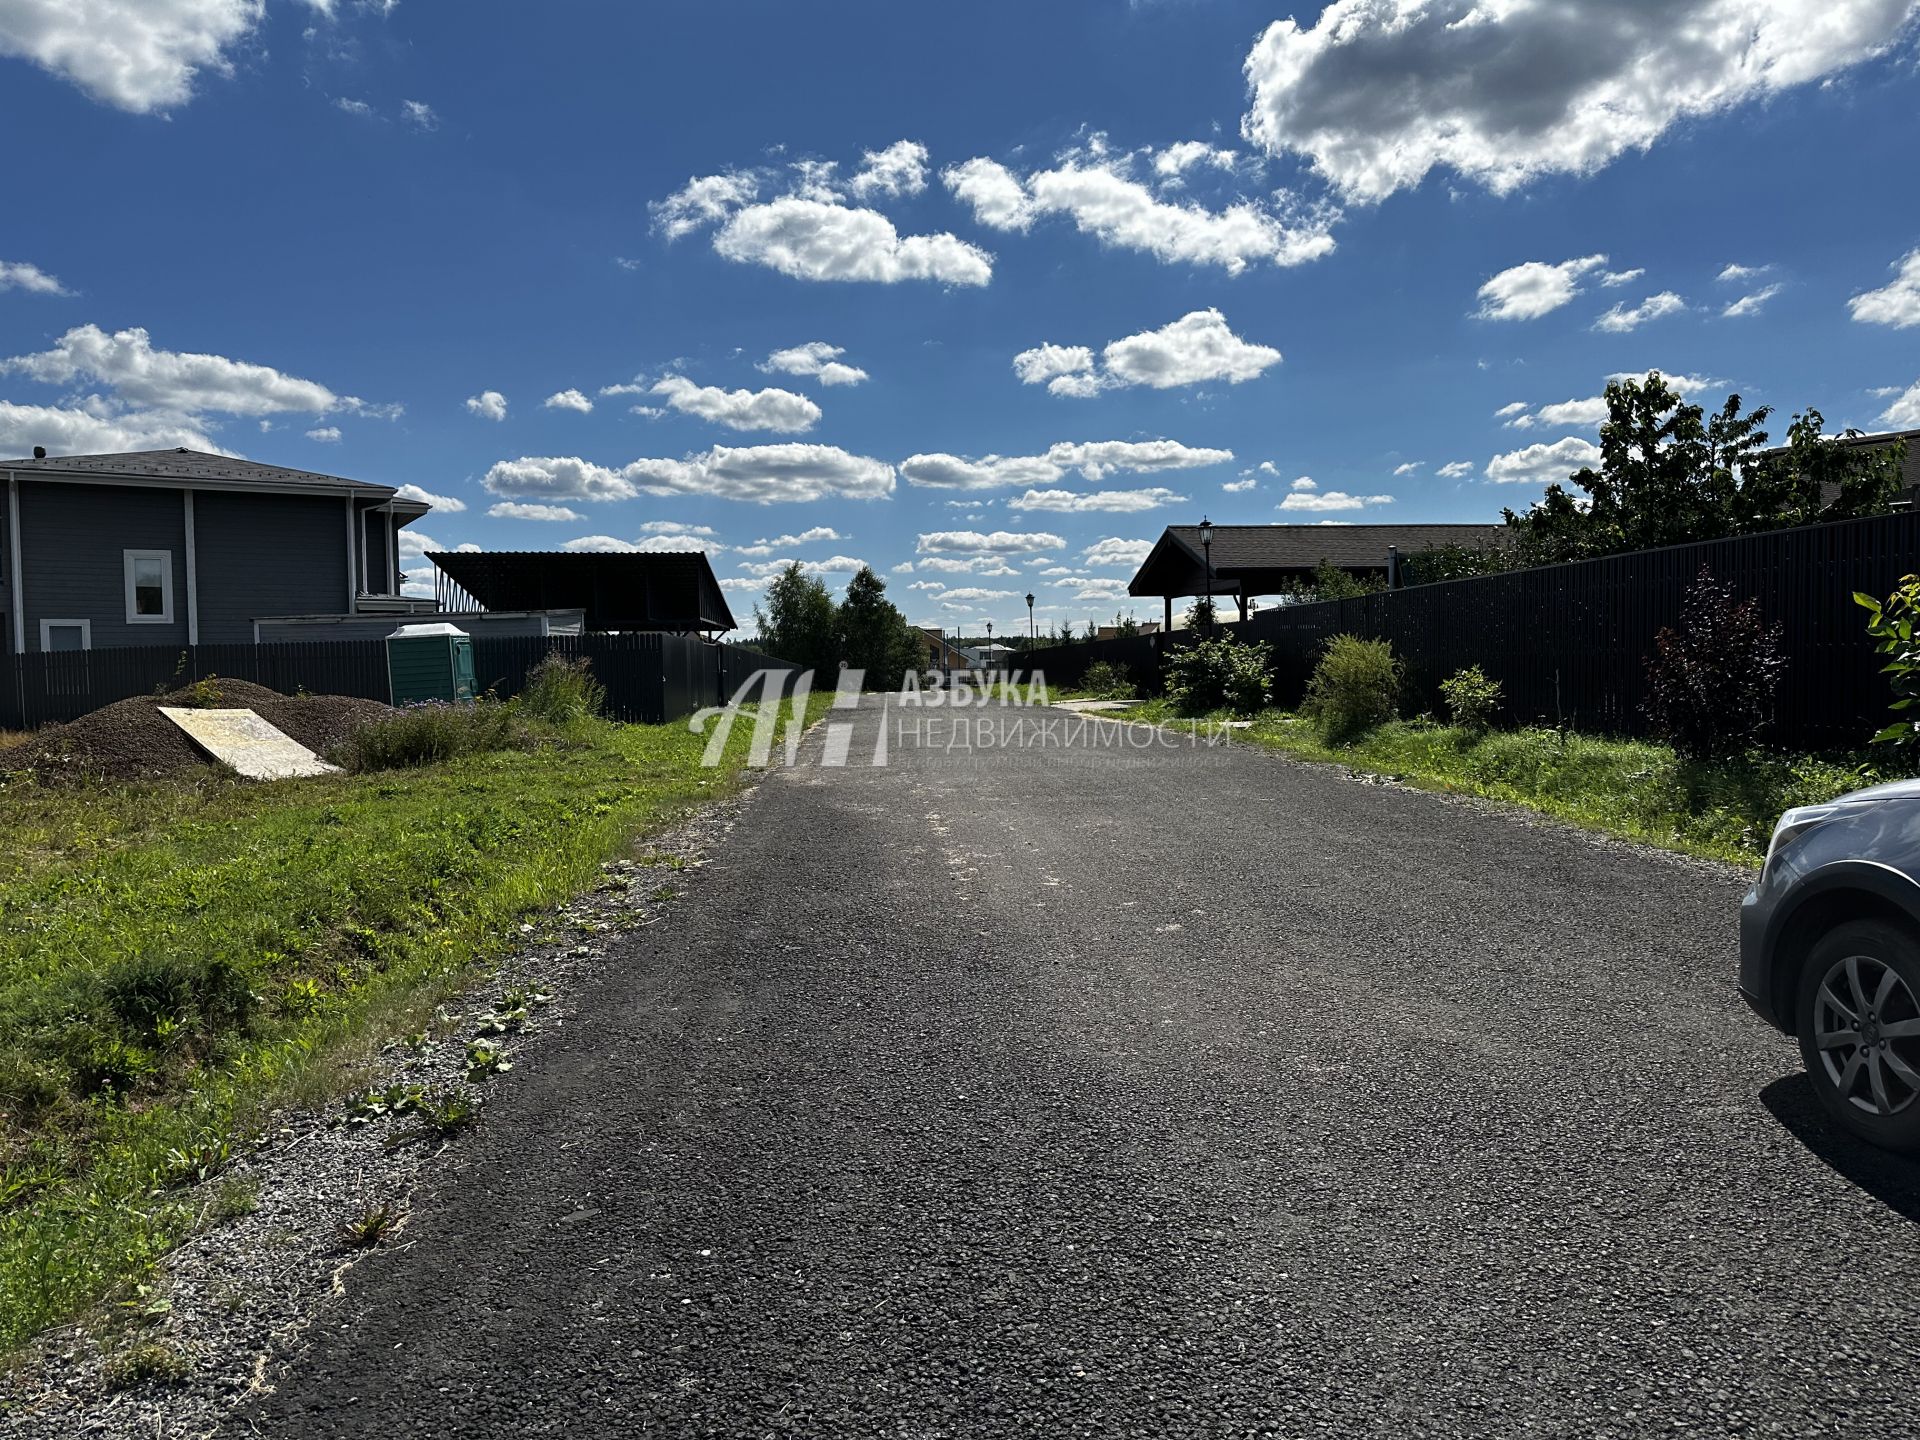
top-left (1741, 778), bottom-right (1920, 1154)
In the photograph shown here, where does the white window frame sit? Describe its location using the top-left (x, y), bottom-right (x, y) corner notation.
top-left (39, 618), bottom-right (91, 652)
top-left (124, 548), bottom-right (175, 624)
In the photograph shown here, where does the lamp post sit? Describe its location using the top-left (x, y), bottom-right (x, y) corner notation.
top-left (984, 619), bottom-right (993, 683)
top-left (1197, 515), bottom-right (1215, 635)
top-left (1025, 592), bottom-right (1035, 639)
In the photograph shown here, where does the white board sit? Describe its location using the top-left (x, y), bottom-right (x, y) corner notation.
top-left (157, 707), bottom-right (342, 780)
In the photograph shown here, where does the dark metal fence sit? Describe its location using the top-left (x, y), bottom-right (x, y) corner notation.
top-left (1018, 511), bottom-right (1920, 751)
top-left (1, 632), bottom-right (798, 730)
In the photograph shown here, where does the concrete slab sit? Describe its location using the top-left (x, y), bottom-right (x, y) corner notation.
top-left (158, 707), bottom-right (342, 780)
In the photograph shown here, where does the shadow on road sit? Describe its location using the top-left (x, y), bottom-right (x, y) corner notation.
top-left (1761, 1074), bottom-right (1920, 1223)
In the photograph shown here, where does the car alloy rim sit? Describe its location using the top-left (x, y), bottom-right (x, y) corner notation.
top-left (1814, 954), bottom-right (1920, 1118)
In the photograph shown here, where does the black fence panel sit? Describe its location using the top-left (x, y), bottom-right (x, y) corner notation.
top-left (4, 632), bottom-right (804, 731)
top-left (1018, 512), bottom-right (1920, 752)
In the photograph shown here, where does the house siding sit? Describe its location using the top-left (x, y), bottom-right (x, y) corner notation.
top-left (193, 490), bottom-right (351, 644)
top-left (17, 480), bottom-right (189, 651)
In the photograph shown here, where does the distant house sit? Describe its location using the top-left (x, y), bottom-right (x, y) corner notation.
top-left (1, 447), bottom-right (435, 655)
top-left (913, 626), bottom-right (972, 673)
top-left (1128, 522), bottom-right (1508, 629)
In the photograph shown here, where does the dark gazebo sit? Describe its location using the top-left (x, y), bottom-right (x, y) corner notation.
top-left (1128, 523), bottom-right (1508, 629)
top-left (429, 551), bottom-right (736, 635)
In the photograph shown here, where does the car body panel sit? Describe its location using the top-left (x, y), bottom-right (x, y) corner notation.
top-left (1740, 794), bottom-right (1920, 1032)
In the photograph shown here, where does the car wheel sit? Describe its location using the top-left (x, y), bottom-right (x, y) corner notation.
top-left (1795, 919), bottom-right (1920, 1155)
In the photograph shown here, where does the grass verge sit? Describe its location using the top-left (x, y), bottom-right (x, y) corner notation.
top-left (0, 696), bottom-right (827, 1350)
top-left (1070, 697), bottom-right (1888, 866)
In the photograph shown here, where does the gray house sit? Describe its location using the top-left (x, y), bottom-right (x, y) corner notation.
top-left (1, 447), bottom-right (435, 655)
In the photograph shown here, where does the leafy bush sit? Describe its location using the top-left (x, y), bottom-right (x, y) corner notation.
top-left (1643, 567), bottom-right (1786, 760)
top-left (1439, 664), bottom-right (1503, 735)
top-left (332, 699), bottom-right (525, 773)
top-left (1855, 573), bottom-right (1920, 753)
top-left (1302, 634), bottom-right (1400, 741)
top-left (513, 653), bottom-right (606, 725)
top-left (1079, 660), bottom-right (1138, 700)
top-left (1163, 635), bottom-right (1272, 716)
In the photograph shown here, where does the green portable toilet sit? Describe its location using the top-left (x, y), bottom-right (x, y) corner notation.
top-left (386, 622), bottom-right (476, 705)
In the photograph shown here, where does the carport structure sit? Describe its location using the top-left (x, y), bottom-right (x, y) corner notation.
top-left (1128, 522), bottom-right (1508, 629)
top-left (428, 550), bottom-right (736, 636)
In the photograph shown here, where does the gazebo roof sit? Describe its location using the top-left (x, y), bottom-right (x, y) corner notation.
top-left (428, 550), bottom-right (735, 632)
top-left (1128, 523), bottom-right (1509, 598)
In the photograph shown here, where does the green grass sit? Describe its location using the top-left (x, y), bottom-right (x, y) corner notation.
top-left (0, 698), bottom-right (826, 1350)
top-left (1073, 697), bottom-right (1890, 866)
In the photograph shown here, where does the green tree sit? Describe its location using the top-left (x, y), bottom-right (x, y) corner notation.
top-left (834, 565), bottom-right (922, 691)
top-left (1504, 374), bottom-right (1906, 564)
top-left (752, 562), bottom-right (839, 675)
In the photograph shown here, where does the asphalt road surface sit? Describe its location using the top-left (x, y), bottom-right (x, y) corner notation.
top-left (239, 702), bottom-right (1920, 1438)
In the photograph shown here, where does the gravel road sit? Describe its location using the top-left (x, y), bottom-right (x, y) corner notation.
top-left (236, 702), bottom-right (1920, 1438)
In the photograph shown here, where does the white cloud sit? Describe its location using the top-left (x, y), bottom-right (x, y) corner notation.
top-left (652, 171), bottom-right (762, 240)
top-left (394, 483), bottom-right (465, 511)
top-left (1012, 343), bottom-right (1096, 387)
top-left (1393, 461), bottom-right (1422, 475)
top-left (736, 554), bottom-right (865, 578)
top-left (761, 342), bottom-right (868, 387)
top-left (466, 390), bottom-right (508, 421)
top-left (900, 452), bottom-right (1064, 490)
top-left (622, 444), bottom-right (895, 504)
top-left (918, 530), bottom-right (1066, 556)
top-left (1045, 439), bottom-right (1233, 480)
top-left (1718, 263), bottom-right (1773, 283)
top-left (488, 502), bottom-right (583, 522)
top-left (712, 198), bottom-right (992, 286)
top-left (1722, 284), bottom-right (1784, 318)
top-left (720, 576), bottom-right (769, 593)
top-left (305, 425), bottom-right (341, 442)
top-left (942, 150), bottom-right (1336, 274)
top-left (1476, 256), bottom-right (1609, 321)
top-left (1851, 249), bottom-right (1920, 330)
top-left (1495, 401), bottom-right (1530, 418)
top-left (650, 375), bottom-right (820, 433)
top-left (901, 439), bottom-right (1231, 490)
top-left (1222, 476), bottom-right (1258, 492)
top-left (1880, 380), bottom-right (1920, 428)
top-left (734, 525), bottom-right (844, 557)
top-left (561, 535), bottom-right (644, 554)
top-left (639, 520), bottom-right (717, 536)
top-left (1485, 437), bottom-right (1604, 484)
top-left (932, 586), bottom-right (1015, 605)
top-left (848, 140), bottom-right (929, 199)
top-left (544, 388), bottom-right (593, 413)
top-left (1153, 141), bottom-right (1237, 179)
top-left (1098, 309), bottom-right (1281, 390)
top-left (1600, 268), bottom-right (1645, 287)
top-left (1532, 396), bottom-right (1611, 427)
top-left (0, 400), bottom-right (218, 455)
top-left (1070, 578), bottom-right (1135, 603)
top-left (4, 324), bottom-right (342, 415)
top-left (1082, 537), bottom-right (1153, 567)
top-left (0, 259), bottom-right (68, 295)
top-left (910, 555), bottom-right (1022, 577)
top-left (334, 97), bottom-right (372, 117)
top-left (1290, 476), bottom-right (1318, 491)
top-left (1242, 0), bottom-right (1917, 202)
top-left (1009, 487), bottom-right (1187, 513)
top-left (1593, 291), bottom-right (1688, 332)
top-left (1436, 460), bottom-right (1475, 478)
top-left (0, 0), bottom-right (265, 113)
top-left (401, 99), bottom-right (438, 130)
top-left (482, 456), bottom-right (635, 502)
top-left (1277, 490), bottom-right (1392, 512)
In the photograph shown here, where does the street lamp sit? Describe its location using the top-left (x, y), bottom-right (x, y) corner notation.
top-left (1025, 592), bottom-right (1035, 638)
top-left (1197, 515), bottom-right (1215, 635)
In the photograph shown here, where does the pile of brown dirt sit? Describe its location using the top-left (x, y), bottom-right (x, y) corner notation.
top-left (0, 683), bottom-right (393, 785)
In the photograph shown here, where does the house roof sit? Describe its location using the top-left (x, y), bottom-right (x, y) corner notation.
top-left (428, 550), bottom-right (737, 633)
top-left (0, 447), bottom-right (414, 502)
top-left (1806, 427), bottom-right (1920, 492)
top-left (1129, 523), bottom-right (1510, 597)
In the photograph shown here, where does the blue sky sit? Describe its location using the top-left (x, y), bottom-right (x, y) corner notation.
top-left (2, 0), bottom-right (1917, 634)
